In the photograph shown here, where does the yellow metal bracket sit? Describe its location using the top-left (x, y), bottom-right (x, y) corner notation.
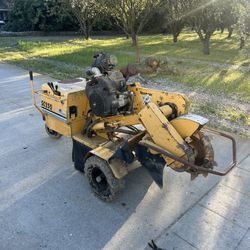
top-left (139, 102), bottom-right (190, 167)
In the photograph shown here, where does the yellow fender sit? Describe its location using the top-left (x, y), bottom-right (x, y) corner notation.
top-left (170, 114), bottom-right (209, 139)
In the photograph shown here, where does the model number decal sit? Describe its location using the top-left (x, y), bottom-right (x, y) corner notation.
top-left (41, 100), bottom-right (52, 110)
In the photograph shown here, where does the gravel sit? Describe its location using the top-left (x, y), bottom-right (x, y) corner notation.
top-left (143, 78), bottom-right (250, 138)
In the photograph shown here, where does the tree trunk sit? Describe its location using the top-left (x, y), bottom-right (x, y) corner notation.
top-left (131, 32), bottom-right (138, 46)
top-left (171, 23), bottom-right (183, 44)
top-left (195, 28), bottom-right (214, 55)
top-left (202, 38), bottom-right (210, 55)
top-left (240, 37), bottom-right (245, 49)
top-left (173, 33), bottom-right (178, 43)
top-left (136, 43), bottom-right (140, 63)
top-left (83, 28), bottom-right (89, 40)
top-left (85, 33), bottom-right (90, 40)
top-left (227, 27), bottom-right (233, 39)
top-left (79, 21), bottom-right (89, 40)
top-left (133, 36), bottom-right (140, 63)
top-left (84, 20), bottom-right (92, 40)
top-left (86, 25), bottom-right (92, 40)
top-left (130, 29), bottom-right (140, 61)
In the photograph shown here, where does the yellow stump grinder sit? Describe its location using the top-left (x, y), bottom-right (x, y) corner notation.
top-left (29, 53), bottom-right (237, 201)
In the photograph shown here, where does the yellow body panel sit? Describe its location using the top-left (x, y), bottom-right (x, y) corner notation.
top-left (41, 83), bottom-right (89, 137)
top-left (45, 115), bottom-right (71, 136)
top-left (73, 133), bottom-right (106, 148)
top-left (90, 146), bottom-right (129, 179)
top-left (139, 103), bottom-right (189, 166)
top-left (171, 118), bottom-right (200, 138)
top-left (128, 83), bottom-right (188, 116)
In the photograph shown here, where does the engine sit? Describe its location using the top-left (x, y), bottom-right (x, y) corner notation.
top-left (85, 53), bottom-right (132, 117)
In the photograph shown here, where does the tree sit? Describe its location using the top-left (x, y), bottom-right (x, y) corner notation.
top-left (6, 0), bottom-right (14, 8)
top-left (0, 0), bottom-right (13, 8)
top-left (218, 0), bottom-right (240, 39)
top-left (6, 0), bottom-right (77, 32)
top-left (186, 0), bottom-right (223, 55)
top-left (161, 0), bottom-right (187, 43)
top-left (67, 0), bottom-right (101, 40)
top-left (44, 0), bottom-right (78, 32)
top-left (104, 0), bottom-right (161, 46)
top-left (6, 0), bottom-right (45, 31)
top-left (236, 1), bottom-right (250, 49)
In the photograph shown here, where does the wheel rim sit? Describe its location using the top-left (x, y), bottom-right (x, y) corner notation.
top-left (90, 166), bottom-right (111, 197)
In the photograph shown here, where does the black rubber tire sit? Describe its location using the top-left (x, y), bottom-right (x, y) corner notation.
top-left (85, 156), bottom-right (125, 202)
top-left (45, 124), bottom-right (62, 139)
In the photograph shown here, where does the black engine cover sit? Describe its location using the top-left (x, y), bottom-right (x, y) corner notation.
top-left (86, 76), bottom-right (123, 117)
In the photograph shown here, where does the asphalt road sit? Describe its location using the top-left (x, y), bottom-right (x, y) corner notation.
top-left (0, 63), bottom-right (249, 250)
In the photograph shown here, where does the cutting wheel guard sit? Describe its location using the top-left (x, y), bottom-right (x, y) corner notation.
top-left (139, 127), bottom-right (237, 176)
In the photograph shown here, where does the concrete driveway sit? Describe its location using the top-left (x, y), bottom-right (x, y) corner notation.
top-left (0, 63), bottom-right (249, 250)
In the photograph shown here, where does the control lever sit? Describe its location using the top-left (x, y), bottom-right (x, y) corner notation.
top-left (47, 82), bottom-right (61, 96)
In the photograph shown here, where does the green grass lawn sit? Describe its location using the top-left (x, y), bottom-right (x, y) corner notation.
top-left (0, 30), bottom-right (249, 101)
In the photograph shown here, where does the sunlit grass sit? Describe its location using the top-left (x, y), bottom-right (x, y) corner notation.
top-left (164, 65), bottom-right (250, 101)
top-left (221, 108), bottom-right (250, 126)
top-left (0, 30), bottom-right (249, 101)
